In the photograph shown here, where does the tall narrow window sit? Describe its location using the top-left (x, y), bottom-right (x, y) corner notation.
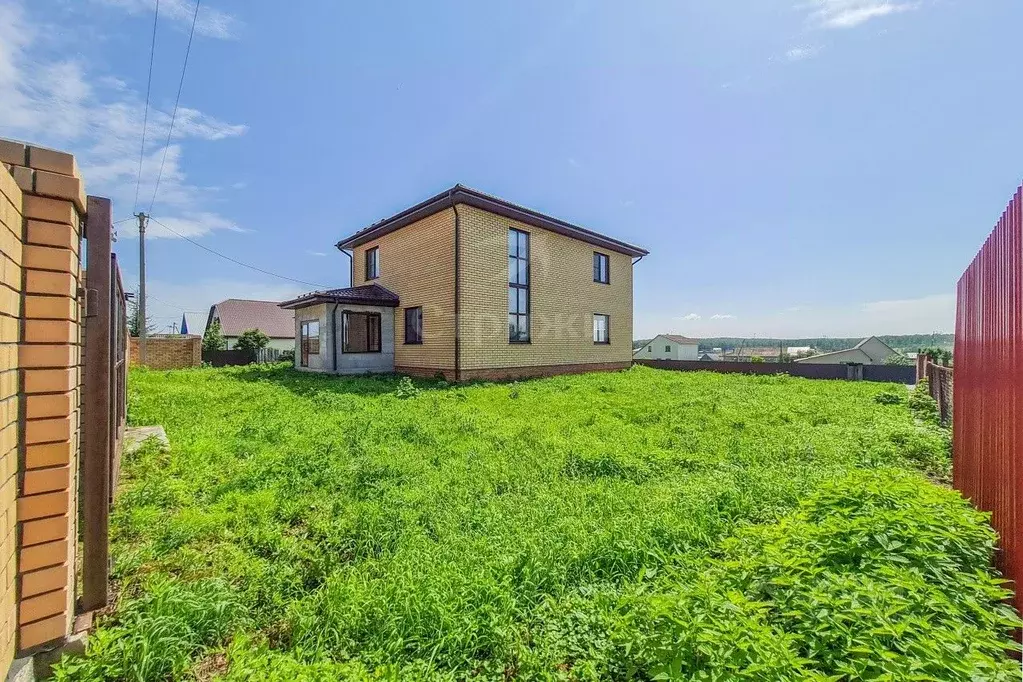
top-left (508, 228), bottom-right (530, 343)
top-left (300, 320), bottom-right (320, 367)
top-left (593, 314), bottom-right (610, 344)
top-left (593, 252), bottom-right (610, 284)
top-left (343, 312), bottom-right (381, 353)
top-left (365, 247), bottom-right (380, 280)
top-left (404, 307), bottom-right (423, 344)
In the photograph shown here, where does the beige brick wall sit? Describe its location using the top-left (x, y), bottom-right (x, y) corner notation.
top-left (129, 336), bottom-right (201, 369)
top-left (0, 162), bottom-right (21, 674)
top-left (457, 204), bottom-right (634, 371)
top-left (0, 139), bottom-right (84, 655)
top-left (352, 209), bottom-right (456, 371)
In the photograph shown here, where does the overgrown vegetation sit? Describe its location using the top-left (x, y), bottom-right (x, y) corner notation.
top-left (54, 366), bottom-right (1018, 680)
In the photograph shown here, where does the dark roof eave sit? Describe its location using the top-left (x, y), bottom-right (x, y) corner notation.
top-left (336, 186), bottom-right (649, 258)
top-left (279, 294), bottom-right (400, 310)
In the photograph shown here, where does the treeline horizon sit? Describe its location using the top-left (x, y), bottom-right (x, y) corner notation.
top-left (632, 333), bottom-right (954, 353)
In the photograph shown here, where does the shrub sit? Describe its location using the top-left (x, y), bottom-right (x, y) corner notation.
top-left (202, 319), bottom-right (226, 353)
top-left (610, 470), bottom-right (1022, 681)
top-left (909, 378), bottom-right (941, 425)
top-left (234, 329), bottom-right (270, 361)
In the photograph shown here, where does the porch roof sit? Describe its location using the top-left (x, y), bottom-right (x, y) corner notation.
top-left (278, 284), bottom-right (400, 310)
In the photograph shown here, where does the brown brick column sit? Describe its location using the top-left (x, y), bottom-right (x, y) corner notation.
top-left (4, 142), bottom-right (85, 652)
top-left (0, 159), bottom-right (23, 674)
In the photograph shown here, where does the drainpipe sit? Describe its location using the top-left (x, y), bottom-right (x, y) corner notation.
top-left (632, 255), bottom-right (645, 266)
top-left (339, 248), bottom-right (354, 287)
top-left (332, 303), bottom-right (340, 372)
top-left (450, 189), bottom-right (461, 382)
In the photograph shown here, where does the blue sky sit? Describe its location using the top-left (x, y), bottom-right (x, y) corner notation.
top-left (2, 0), bottom-right (1021, 339)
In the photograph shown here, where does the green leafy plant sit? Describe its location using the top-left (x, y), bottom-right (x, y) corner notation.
top-left (56, 365), bottom-right (1014, 681)
top-left (874, 389), bottom-right (905, 405)
top-left (394, 375), bottom-right (420, 399)
top-left (233, 329), bottom-right (270, 361)
top-left (202, 319), bottom-right (226, 353)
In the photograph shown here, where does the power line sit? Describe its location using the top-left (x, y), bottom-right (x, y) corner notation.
top-left (148, 217), bottom-right (326, 288)
top-left (133, 0), bottom-right (161, 212)
top-left (148, 0), bottom-right (201, 214)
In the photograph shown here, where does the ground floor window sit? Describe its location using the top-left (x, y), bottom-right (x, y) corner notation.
top-left (404, 307), bottom-right (423, 344)
top-left (300, 320), bottom-right (320, 367)
top-left (343, 311), bottom-right (381, 353)
top-left (594, 314), bottom-right (610, 344)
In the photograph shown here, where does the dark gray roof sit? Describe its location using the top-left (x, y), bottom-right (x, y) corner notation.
top-left (336, 184), bottom-right (648, 258)
top-left (278, 284), bottom-right (400, 309)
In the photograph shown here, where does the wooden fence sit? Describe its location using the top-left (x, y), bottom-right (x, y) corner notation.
top-left (953, 182), bottom-right (1022, 617)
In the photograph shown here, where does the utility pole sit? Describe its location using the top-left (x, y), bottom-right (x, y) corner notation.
top-left (136, 212), bottom-right (148, 365)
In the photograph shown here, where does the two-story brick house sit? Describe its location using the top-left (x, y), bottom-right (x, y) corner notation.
top-left (280, 186), bottom-right (647, 381)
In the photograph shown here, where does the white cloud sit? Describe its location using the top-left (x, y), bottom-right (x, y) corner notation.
top-left (711, 314), bottom-right (737, 320)
top-left (143, 213), bottom-right (245, 240)
top-left (680, 313), bottom-right (701, 321)
top-left (567, 158), bottom-right (581, 168)
top-left (90, 0), bottom-right (240, 39)
top-left (307, 251), bottom-right (328, 257)
top-left (804, 1), bottom-right (920, 29)
top-left (0, 2), bottom-right (246, 238)
top-left (786, 45), bottom-right (821, 61)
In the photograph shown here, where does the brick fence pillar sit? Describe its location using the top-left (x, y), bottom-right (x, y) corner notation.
top-left (0, 159), bottom-right (23, 674)
top-left (5, 143), bottom-right (85, 652)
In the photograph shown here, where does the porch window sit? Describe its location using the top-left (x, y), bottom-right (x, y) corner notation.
top-left (508, 228), bottom-right (530, 343)
top-left (593, 314), bottom-right (610, 344)
top-left (343, 311), bottom-right (381, 353)
top-left (366, 247), bottom-right (380, 280)
top-left (300, 320), bottom-right (320, 367)
top-left (404, 307), bottom-right (423, 344)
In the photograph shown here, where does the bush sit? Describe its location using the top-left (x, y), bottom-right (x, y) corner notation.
top-left (234, 329), bottom-right (270, 362)
top-left (202, 319), bottom-right (226, 353)
top-left (909, 378), bottom-right (941, 425)
top-left (610, 470), bottom-right (1022, 681)
top-left (279, 349), bottom-right (295, 363)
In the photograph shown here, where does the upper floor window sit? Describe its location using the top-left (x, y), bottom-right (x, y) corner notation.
top-left (594, 314), bottom-right (610, 344)
top-left (593, 252), bottom-right (609, 284)
top-left (404, 307), bottom-right (423, 345)
top-left (508, 228), bottom-right (530, 343)
top-left (365, 247), bottom-right (380, 280)
top-left (343, 311), bottom-right (381, 353)
top-left (300, 320), bottom-right (320, 367)
top-left (665, 345), bottom-right (672, 352)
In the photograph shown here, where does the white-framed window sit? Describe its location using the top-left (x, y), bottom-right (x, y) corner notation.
top-left (594, 314), bottom-right (610, 344)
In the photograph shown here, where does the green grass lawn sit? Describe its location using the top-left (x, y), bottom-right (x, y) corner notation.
top-left (55, 366), bottom-right (1019, 681)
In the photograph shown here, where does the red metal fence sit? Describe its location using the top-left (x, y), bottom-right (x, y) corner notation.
top-left (954, 183), bottom-right (1022, 616)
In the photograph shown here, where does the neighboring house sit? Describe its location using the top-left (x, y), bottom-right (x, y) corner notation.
top-left (699, 352), bottom-right (721, 361)
top-left (280, 185), bottom-right (648, 380)
top-left (206, 299), bottom-right (296, 351)
top-left (786, 346), bottom-right (814, 357)
top-left (635, 334), bottom-right (700, 361)
top-left (793, 336), bottom-right (897, 365)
